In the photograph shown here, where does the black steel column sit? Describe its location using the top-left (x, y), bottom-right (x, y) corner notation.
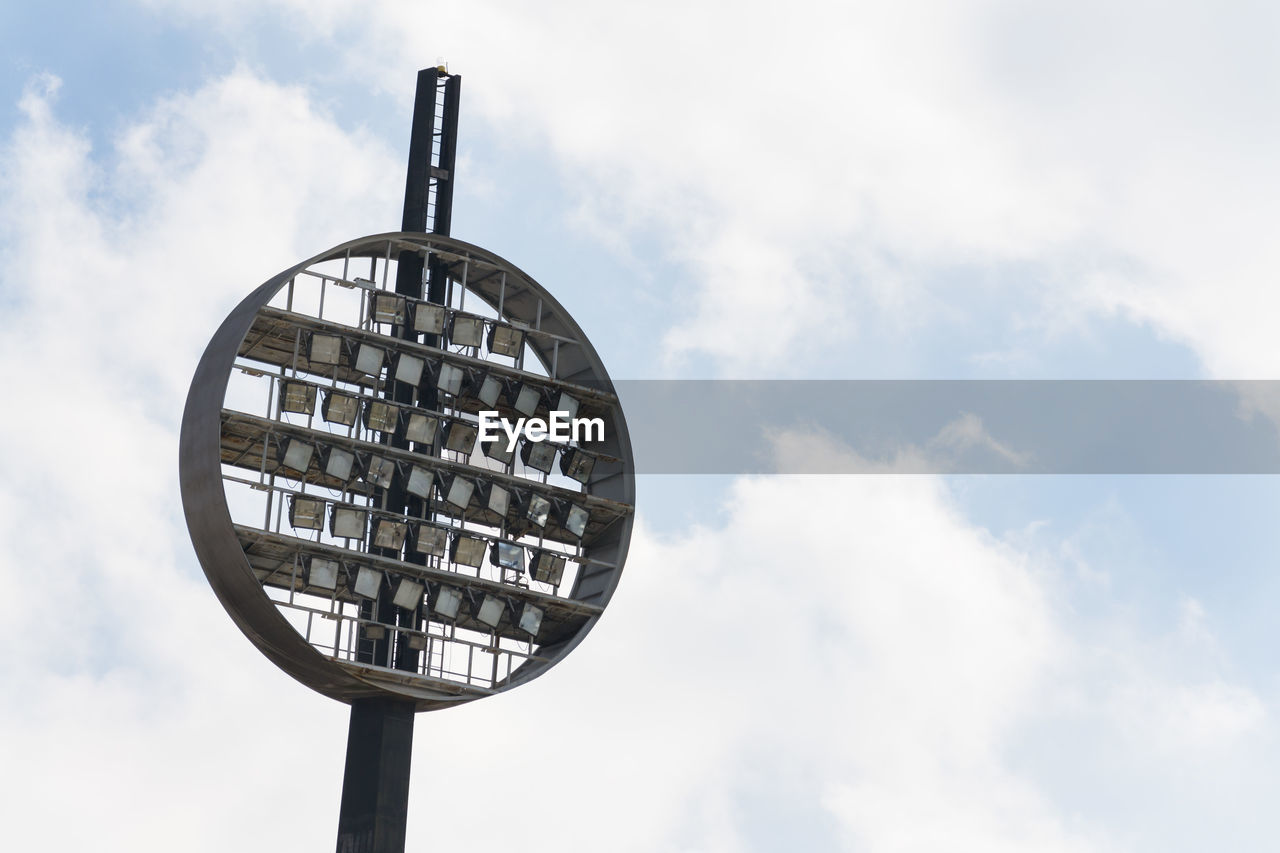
top-left (337, 67), bottom-right (461, 853)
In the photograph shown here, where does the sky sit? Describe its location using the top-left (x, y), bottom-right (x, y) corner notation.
top-left (2, 1), bottom-right (1280, 850)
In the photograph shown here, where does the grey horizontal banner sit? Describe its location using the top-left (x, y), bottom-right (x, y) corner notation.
top-left (610, 381), bottom-right (1280, 474)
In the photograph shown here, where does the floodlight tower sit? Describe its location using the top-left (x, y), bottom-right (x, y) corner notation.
top-left (179, 68), bottom-right (635, 853)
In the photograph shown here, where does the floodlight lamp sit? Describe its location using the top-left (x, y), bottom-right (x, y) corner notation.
top-left (308, 333), bottom-right (343, 366)
top-left (405, 632), bottom-right (428, 651)
top-left (445, 475), bottom-right (474, 509)
top-left (322, 448), bottom-right (355, 481)
top-left (331, 506), bottom-right (368, 539)
top-left (288, 495), bottom-right (326, 530)
top-left (405, 465), bottom-right (434, 499)
top-left (555, 392), bottom-right (580, 421)
top-left (369, 292), bottom-right (407, 325)
top-left (486, 483), bottom-right (511, 516)
top-left (322, 391), bottom-right (360, 426)
top-left (559, 447), bottom-right (595, 484)
top-left (364, 456), bottom-right (395, 489)
top-left (405, 412), bottom-right (438, 445)
top-left (436, 362), bottom-right (464, 396)
top-left (475, 594), bottom-right (505, 629)
top-left (563, 503), bottom-right (590, 539)
top-left (282, 439), bottom-right (315, 473)
top-left (414, 525), bottom-right (447, 557)
top-left (521, 440), bottom-right (556, 474)
top-left (525, 494), bottom-right (551, 528)
top-left (487, 323), bottom-right (525, 357)
top-left (373, 519), bottom-right (408, 550)
top-left (433, 585), bottom-right (463, 620)
top-left (517, 603), bottom-right (544, 637)
top-left (413, 302), bottom-right (445, 335)
top-left (364, 400), bottom-right (399, 433)
top-left (364, 623), bottom-right (387, 641)
top-left (513, 384), bottom-right (542, 417)
top-left (443, 420), bottom-right (477, 454)
top-left (280, 381), bottom-right (316, 415)
top-left (481, 436), bottom-right (514, 465)
top-left (394, 353), bottom-right (425, 387)
top-left (306, 557), bottom-right (340, 590)
top-left (352, 566), bottom-right (383, 599)
top-left (355, 343), bottom-right (385, 376)
top-left (451, 534), bottom-right (486, 567)
top-left (531, 551), bottom-right (566, 585)
top-left (476, 374), bottom-right (503, 407)
top-left (491, 540), bottom-right (525, 573)
top-left (450, 315), bottom-right (484, 348)
top-left (392, 577), bottom-right (425, 610)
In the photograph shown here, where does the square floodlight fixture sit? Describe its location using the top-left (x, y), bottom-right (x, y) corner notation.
top-left (369, 292), bottom-right (407, 325)
top-left (450, 315), bottom-right (484, 348)
top-left (413, 302), bottom-right (445, 335)
top-left (373, 519), bottom-right (408, 551)
top-left (281, 439), bottom-right (315, 474)
top-left (405, 413), bottom-right (438, 445)
top-left (476, 375), bottom-right (503, 408)
top-left (404, 631), bottom-right (428, 651)
top-left (518, 603), bottom-right (544, 637)
top-left (563, 503), bottom-right (590, 539)
top-left (305, 557), bottom-right (340, 590)
top-left (475, 594), bottom-right (505, 629)
top-left (491, 540), bottom-right (525, 573)
top-left (559, 447), bottom-right (595, 484)
top-left (481, 436), bottom-right (515, 465)
top-left (450, 534), bottom-right (486, 567)
top-left (521, 440), bottom-right (557, 474)
top-left (445, 475), bottom-right (474, 509)
top-left (288, 495), bottom-right (325, 530)
top-left (443, 420), bottom-right (477, 454)
top-left (364, 456), bottom-right (395, 489)
top-left (392, 577), bottom-right (425, 611)
top-left (414, 525), bottom-right (447, 557)
top-left (308, 333), bottom-right (343, 366)
top-left (531, 551), bottom-right (567, 585)
top-left (355, 343), bottom-right (385, 376)
top-left (330, 506), bottom-right (368, 539)
top-left (486, 483), bottom-right (511, 516)
top-left (323, 448), bottom-right (355, 481)
top-left (436, 362), bottom-right (464, 396)
top-left (394, 353), bottom-right (425, 387)
top-left (351, 565), bottom-right (382, 599)
top-left (513, 384), bottom-right (542, 417)
top-left (487, 323), bottom-right (525, 357)
top-left (364, 400), bottom-right (399, 433)
top-left (525, 494), bottom-right (551, 528)
top-left (555, 392), bottom-right (580, 421)
top-left (363, 623), bottom-right (387, 641)
top-left (322, 391), bottom-right (360, 426)
top-left (405, 465), bottom-right (434, 499)
top-left (433, 585), bottom-right (463, 620)
top-left (279, 381), bottom-right (316, 415)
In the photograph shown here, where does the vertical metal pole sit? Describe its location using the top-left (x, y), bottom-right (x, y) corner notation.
top-left (337, 67), bottom-right (462, 853)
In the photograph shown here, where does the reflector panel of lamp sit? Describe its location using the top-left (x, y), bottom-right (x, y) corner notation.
top-left (526, 494), bottom-right (551, 528)
top-left (392, 577), bottom-right (425, 610)
top-left (445, 476), bottom-right (474, 509)
top-left (306, 557), bottom-right (340, 590)
top-left (373, 519), bottom-right (408, 550)
top-left (476, 375), bottom-right (502, 407)
top-left (531, 551), bottom-right (566, 585)
top-left (369, 292), bottom-right (406, 324)
top-left (488, 324), bottom-right (525, 357)
top-left (513, 384), bottom-right (541, 417)
top-left (559, 448), bottom-right (595, 484)
top-left (405, 413), bottom-right (438, 445)
top-left (352, 566), bottom-right (382, 599)
top-left (436, 363), bottom-right (464, 396)
top-left (481, 437), bottom-right (514, 465)
top-left (492, 540), bottom-right (525, 572)
top-left (288, 496), bottom-right (325, 530)
top-left (564, 504), bottom-right (590, 538)
top-left (282, 439), bottom-right (314, 473)
top-left (364, 456), bottom-right (394, 489)
top-left (487, 484), bottom-right (511, 516)
top-left (555, 392), bottom-right (580, 421)
top-left (395, 354), bottom-right (425, 387)
top-left (331, 506), bottom-right (368, 539)
top-left (521, 440), bottom-right (556, 474)
top-left (405, 632), bottom-right (428, 651)
top-left (451, 535), bottom-right (486, 567)
top-left (364, 623), bottom-right (387, 641)
top-left (414, 525), bottom-right (447, 557)
top-left (308, 333), bottom-right (342, 365)
top-left (413, 303), bottom-right (445, 335)
top-left (355, 343), bottom-right (385, 376)
top-left (280, 381), bottom-right (316, 415)
top-left (433, 585), bottom-right (463, 620)
top-left (450, 315), bottom-right (484, 348)
top-left (518, 603), bottom-right (544, 637)
top-left (323, 448), bottom-right (355, 481)
top-left (405, 465), bottom-right (434, 499)
top-left (475, 594), bottom-right (505, 629)
top-left (364, 400), bottom-right (399, 433)
top-left (443, 421), bottom-right (477, 454)
top-left (322, 391), bottom-right (359, 426)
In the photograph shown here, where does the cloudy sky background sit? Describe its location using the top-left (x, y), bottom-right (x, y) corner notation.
top-left (3, 1), bottom-right (1280, 850)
